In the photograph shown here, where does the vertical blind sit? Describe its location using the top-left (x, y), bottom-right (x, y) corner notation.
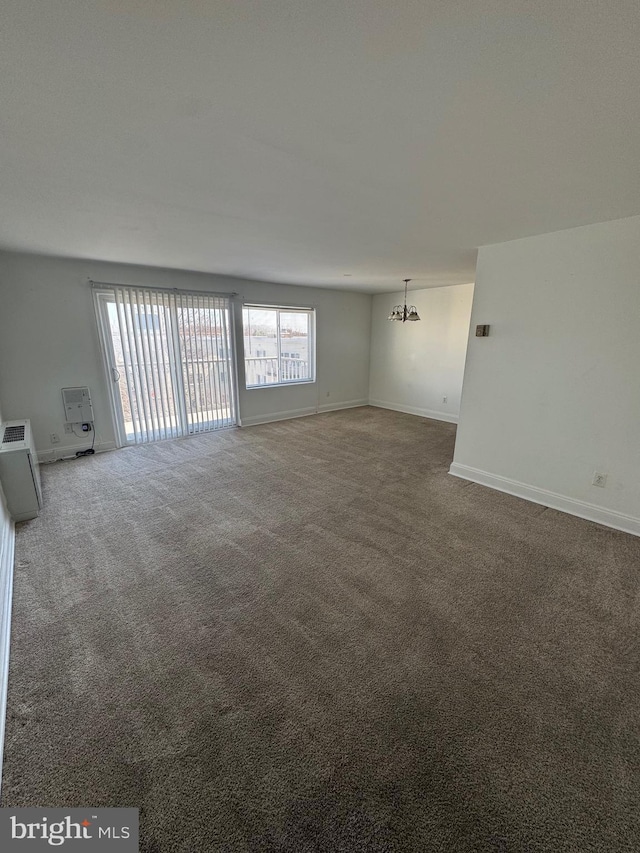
top-left (95, 284), bottom-right (236, 444)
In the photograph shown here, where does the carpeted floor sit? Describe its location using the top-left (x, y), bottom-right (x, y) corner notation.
top-left (3, 407), bottom-right (640, 851)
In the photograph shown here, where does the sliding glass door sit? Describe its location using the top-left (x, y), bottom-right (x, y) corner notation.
top-left (94, 285), bottom-right (237, 445)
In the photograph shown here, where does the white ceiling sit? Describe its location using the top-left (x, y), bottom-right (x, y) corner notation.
top-left (1, 1), bottom-right (640, 293)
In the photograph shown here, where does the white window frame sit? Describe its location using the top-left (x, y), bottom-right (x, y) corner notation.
top-left (242, 304), bottom-right (316, 389)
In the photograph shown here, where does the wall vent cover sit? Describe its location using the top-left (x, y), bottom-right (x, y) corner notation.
top-left (2, 425), bottom-right (25, 443)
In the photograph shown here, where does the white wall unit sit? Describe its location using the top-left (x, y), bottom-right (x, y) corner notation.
top-left (452, 214), bottom-right (640, 532)
top-left (0, 251), bottom-right (372, 453)
top-left (0, 420), bottom-right (42, 521)
top-left (61, 387), bottom-right (94, 425)
top-left (369, 283), bottom-right (474, 423)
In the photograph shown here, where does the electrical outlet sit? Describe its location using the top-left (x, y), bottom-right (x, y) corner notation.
top-left (50, 433), bottom-right (60, 444)
top-left (442, 396), bottom-right (448, 404)
top-left (64, 423), bottom-right (74, 434)
top-left (592, 471), bottom-right (607, 488)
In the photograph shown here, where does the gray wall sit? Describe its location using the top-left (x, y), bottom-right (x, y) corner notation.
top-left (452, 214), bottom-right (640, 536)
top-left (0, 251), bottom-right (372, 457)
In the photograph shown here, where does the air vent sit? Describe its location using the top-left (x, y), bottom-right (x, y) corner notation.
top-left (2, 425), bottom-right (25, 443)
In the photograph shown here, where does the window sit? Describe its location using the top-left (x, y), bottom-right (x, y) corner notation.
top-left (243, 305), bottom-right (315, 387)
top-left (135, 313), bottom-right (158, 331)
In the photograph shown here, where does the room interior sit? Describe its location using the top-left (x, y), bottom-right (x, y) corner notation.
top-left (1, 1), bottom-right (640, 850)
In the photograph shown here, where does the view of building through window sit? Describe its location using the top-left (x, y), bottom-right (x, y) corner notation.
top-left (243, 306), bottom-right (314, 386)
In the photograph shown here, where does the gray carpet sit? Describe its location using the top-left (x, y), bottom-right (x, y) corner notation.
top-left (3, 407), bottom-right (640, 851)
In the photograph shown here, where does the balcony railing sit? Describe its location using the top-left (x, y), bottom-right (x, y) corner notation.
top-left (115, 358), bottom-right (235, 438)
top-left (245, 356), bottom-right (310, 386)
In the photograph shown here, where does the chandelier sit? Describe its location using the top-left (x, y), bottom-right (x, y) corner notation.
top-left (388, 279), bottom-right (420, 322)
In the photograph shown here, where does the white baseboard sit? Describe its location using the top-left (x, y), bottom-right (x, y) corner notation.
top-left (37, 440), bottom-right (116, 463)
top-left (317, 398), bottom-right (368, 414)
top-left (369, 399), bottom-right (458, 424)
top-left (449, 462), bottom-right (640, 538)
top-left (240, 407), bottom-right (319, 428)
top-left (241, 400), bottom-right (368, 428)
top-left (0, 509), bottom-right (16, 799)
